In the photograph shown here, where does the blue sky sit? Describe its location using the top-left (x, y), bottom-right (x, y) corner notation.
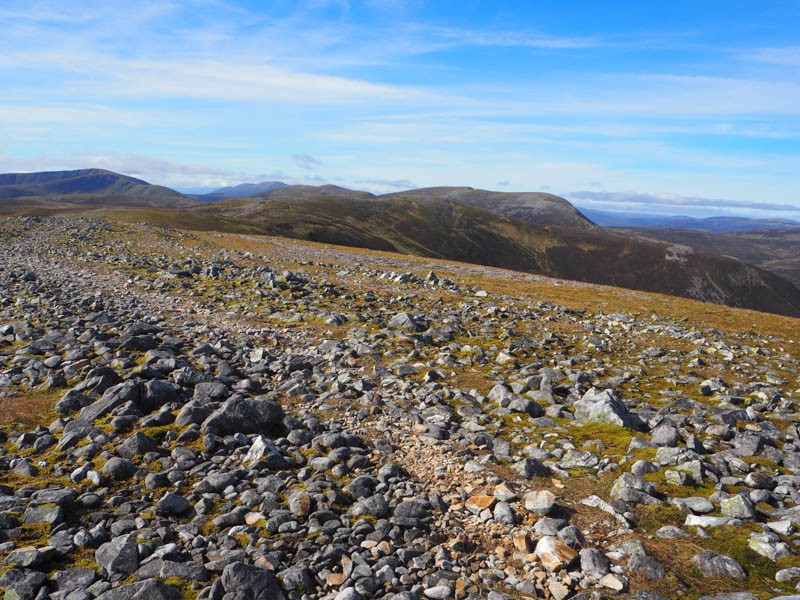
top-left (1, 0), bottom-right (799, 217)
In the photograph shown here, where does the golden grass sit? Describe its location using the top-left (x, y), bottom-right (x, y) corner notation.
top-left (173, 225), bottom-right (800, 349)
top-left (0, 390), bottom-right (61, 428)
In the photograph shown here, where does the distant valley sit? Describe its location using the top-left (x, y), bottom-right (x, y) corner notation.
top-left (2, 168), bottom-right (800, 318)
top-left (581, 207), bottom-right (800, 233)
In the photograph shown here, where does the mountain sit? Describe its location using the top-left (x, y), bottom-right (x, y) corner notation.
top-left (617, 226), bottom-right (800, 287)
top-left (259, 184), bottom-right (375, 201)
top-left (188, 191), bottom-right (800, 317)
top-left (384, 187), bottom-right (595, 230)
top-left (0, 168), bottom-right (193, 211)
top-left (193, 180), bottom-right (287, 202)
top-left (0, 168), bottom-right (187, 200)
top-left (582, 208), bottom-right (800, 232)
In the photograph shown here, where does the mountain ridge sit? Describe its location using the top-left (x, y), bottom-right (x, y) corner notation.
top-left (382, 187), bottom-right (595, 230)
top-left (192, 180), bottom-right (287, 202)
top-left (189, 192), bottom-right (800, 317)
top-left (0, 168), bottom-right (189, 201)
top-left (582, 207), bottom-right (800, 232)
top-left (1, 168), bottom-right (799, 317)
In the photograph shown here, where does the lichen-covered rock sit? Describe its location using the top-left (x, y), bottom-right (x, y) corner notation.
top-left (748, 531), bottom-right (793, 561)
top-left (573, 388), bottom-right (646, 431)
top-left (691, 551), bottom-right (746, 579)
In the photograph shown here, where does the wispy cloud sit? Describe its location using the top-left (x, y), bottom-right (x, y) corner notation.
top-left (0, 52), bottom-right (429, 104)
top-left (355, 177), bottom-right (416, 193)
top-left (746, 46), bottom-right (800, 66)
top-left (292, 153), bottom-right (322, 169)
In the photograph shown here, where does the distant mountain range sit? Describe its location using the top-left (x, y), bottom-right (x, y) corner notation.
top-left (191, 181), bottom-right (287, 202)
top-left (581, 207), bottom-right (800, 233)
top-left (1, 168), bottom-right (799, 317)
top-left (0, 169), bottom-right (192, 209)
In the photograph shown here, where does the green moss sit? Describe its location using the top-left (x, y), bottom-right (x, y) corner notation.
top-left (162, 577), bottom-right (201, 600)
top-left (701, 524), bottom-right (797, 596)
top-left (352, 514), bottom-right (377, 525)
top-left (634, 504), bottom-right (685, 534)
top-left (569, 422), bottom-right (637, 455)
top-left (644, 471), bottom-right (717, 498)
top-left (200, 520), bottom-right (217, 536)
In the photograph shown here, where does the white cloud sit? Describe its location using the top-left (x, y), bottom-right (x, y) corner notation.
top-left (292, 153), bottom-right (322, 169)
top-left (0, 51), bottom-right (428, 104)
top-left (0, 103), bottom-right (172, 127)
top-left (355, 177), bottom-right (416, 193)
top-left (747, 46), bottom-right (800, 66)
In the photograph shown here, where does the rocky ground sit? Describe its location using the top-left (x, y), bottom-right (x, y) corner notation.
top-left (1, 216), bottom-right (800, 600)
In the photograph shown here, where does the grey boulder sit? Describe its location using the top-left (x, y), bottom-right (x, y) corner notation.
top-left (691, 551), bottom-right (746, 579)
top-left (220, 561), bottom-right (287, 600)
top-left (573, 388), bottom-right (645, 431)
top-left (95, 533), bottom-right (139, 575)
top-left (202, 395), bottom-right (285, 435)
top-left (95, 579), bottom-right (183, 600)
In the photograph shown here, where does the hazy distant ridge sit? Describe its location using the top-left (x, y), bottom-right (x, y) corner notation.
top-left (582, 207), bottom-right (800, 233)
top-left (192, 181), bottom-right (287, 202)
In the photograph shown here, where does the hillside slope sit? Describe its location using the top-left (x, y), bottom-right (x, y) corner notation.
top-left (1, 170), bottom-right (798, 317)
top-left (618, 226), bottom-right (800, 287)
top-left (382, 187), bottom-right (596, 229)
top-left (190, 194), bottom-right (800, 317)
top-left (3, 217), bottom-right (800, 599)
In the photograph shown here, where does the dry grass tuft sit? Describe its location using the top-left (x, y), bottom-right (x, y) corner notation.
top-left (0, 390), bottom-right (60, 428)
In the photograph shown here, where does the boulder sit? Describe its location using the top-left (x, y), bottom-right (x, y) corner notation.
top-left (691, 551), bottom-right (746, 579)
top-left (95, 579), bottom-right (183, 600)
top-left (202, 396), bottom-right (285, 435)
top-left (220, 561), bottom-right (287, 600)
top-left (524, 490), bottom-right (556, 516)
top-left (95, 533), bottom-right (139, 575)
top-left (573, 388), bottom-right (645, 430)
top-left (534, 536), bottom-right (578, 572)
top-left (748, 531), bottom-right (793, 561)
top-left (0, 568), bottom-right (47, 600)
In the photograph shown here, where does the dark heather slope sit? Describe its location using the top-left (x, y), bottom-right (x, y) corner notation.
top-left (617, 226), bottom-right (800, 288)
top-left (191, 193), bottom-right (800, 317)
